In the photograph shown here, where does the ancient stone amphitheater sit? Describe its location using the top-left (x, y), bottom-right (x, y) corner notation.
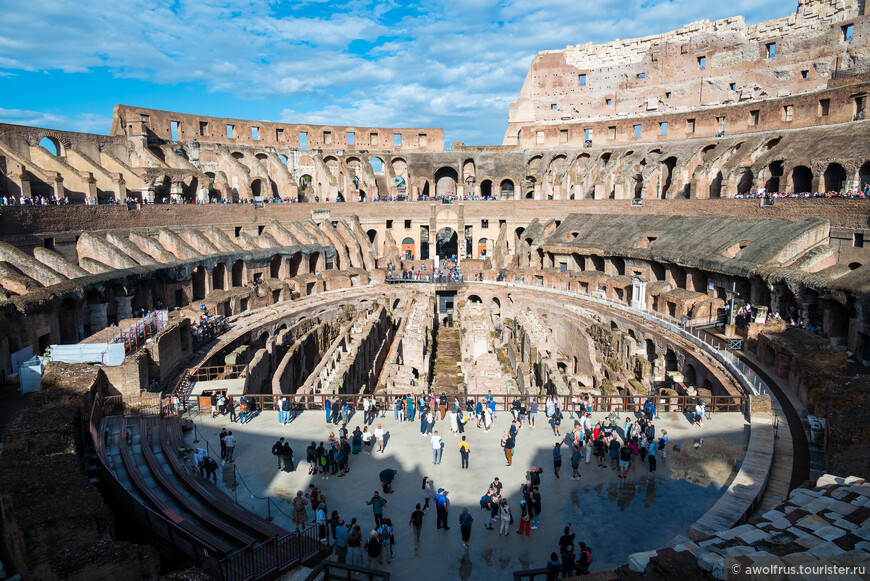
top-left (1, 1), bottom-right (869, 580)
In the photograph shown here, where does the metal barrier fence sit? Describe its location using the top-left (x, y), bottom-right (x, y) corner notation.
top-left (302, 560), bottom-right (391, 581)
top-left (88, 389), bottom-right (326, 581)
top-left (165, 392), bottom-right (743, 416)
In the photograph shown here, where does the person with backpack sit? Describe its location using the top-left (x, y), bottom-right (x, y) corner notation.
top-left (577, 542), bottom-right (593, 574)
top-left (409, 503), bottom-right (424, 550)
top-left (201, 455), bottom-right (218, 483)
top-left (271, 437), bottom-right (285, 470)
top-left (347, 518), bottom-right (362, 564)
top-left (645, 420), bottom-right (656, 441)
top-left (376, 519), bottom-right (393, 563)
top-left (459, 436), bottom-right (471, 469)
top-left (560, 545), bottom-right (577, 579)
top-left (364, 530), bottom-right (382, 569)
top-left (552, 405), bottom-right (563, 436)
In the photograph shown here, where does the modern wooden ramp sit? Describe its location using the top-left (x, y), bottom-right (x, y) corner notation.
top-left (688, 412), bottom-right (775, 540)
top-left (97, 414), bottom-right (327, 580)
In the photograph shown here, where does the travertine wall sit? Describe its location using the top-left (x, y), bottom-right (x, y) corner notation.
top-left (506, 0), bottom-right (869, 145)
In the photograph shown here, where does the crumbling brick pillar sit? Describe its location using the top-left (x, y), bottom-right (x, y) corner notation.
top-left (89, 302), bottom-right (108, 332)
top-left (116, 296), bottom-right (133, 321)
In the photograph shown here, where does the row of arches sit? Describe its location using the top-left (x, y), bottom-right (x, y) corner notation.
top-left (189, 253), bottom-right (323, 301)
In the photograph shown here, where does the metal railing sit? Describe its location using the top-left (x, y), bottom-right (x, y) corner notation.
top-left (472, 281), bottom-right (770, 398)
top-left (167, 391), bottom-right (742, 416)
top-left (303, 560), bottom-right (391, 581)
top-left (88, 389), bottom-right (327, 581)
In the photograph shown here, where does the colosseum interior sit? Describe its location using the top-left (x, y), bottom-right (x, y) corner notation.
top-left (1, 0), bottom-right (870, 580)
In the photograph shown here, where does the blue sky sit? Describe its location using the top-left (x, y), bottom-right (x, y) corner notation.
top-left (0, 0), bottom-right (789, 145)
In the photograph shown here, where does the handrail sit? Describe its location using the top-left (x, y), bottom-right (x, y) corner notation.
top-left (471, 281), bottom-right (768, 398)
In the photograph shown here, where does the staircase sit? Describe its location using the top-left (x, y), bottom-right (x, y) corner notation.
top-left (430, 326), bottom-right (464, 396)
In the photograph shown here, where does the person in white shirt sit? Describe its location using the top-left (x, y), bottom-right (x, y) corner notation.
top-left (431, 431), bottom-right (443, 464)
top-left (375, 424), bottom-right (385, 453)
top-left (223, 431), bottom-right (236, 463)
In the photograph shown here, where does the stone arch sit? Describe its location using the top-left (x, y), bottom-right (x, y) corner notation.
top-left (709, 171), bottom-right (723, 198)
top-left (500, 179), bottom-right (515, 199)
top-left (527, 155), bottom-right (543, 173)
top-left (192, 266), bottom-right (207, 300)
top-left (491, 296), bottom-right (501, 328)
top-left (250, 178), bottom-right (264, 197)
top-left (665, 347), bottom-right (678, 372)
top-left (661, 156), bottom-right (677, 198)
top-left (477, 237), bottom-right (489, 258)
top-left (645, 339), bottom-right (657, 363)
top-left (39, 136), bottom-right (62, 156)
top-left (468, 294), bottom-right (483, 303)
top-left (479, 179), bottom-right (493, 198)
top-left (766, 160), bottom-right (785, 193)
top-left (737, 168), bottom-right (754, 196)
top-left (369, 157), bottom-right (384, 174)
top-left (401, 237), bottom-right (415, 260)
top-left (270, 255), bottom-right (283, 279)
top-left (288, 253), bottom-right (303, 277)
top-left (462, 159), bottom-right (475, 180)
top-left (684, 363), bottom-right (697, 386)
top-left (824, 163), bottom-right (847, 193)
top-left (436, 227), bottom-right (458, 259)
top-left (434, 167), bottom-right (458, 198)
top-left (232, 260), bottom-right (246, 287)
top-left (860, 161), bottom-right (870, 191)
top-left (416, 177), bottom-right (431, 200)
top-left (791, 165), bottom-right (813, 193)
top-left (212, 262), bottom-right (227, 290)
top-left (309, 252), bottom-right (322, 274)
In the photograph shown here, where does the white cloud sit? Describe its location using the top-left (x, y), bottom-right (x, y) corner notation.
top-left (1, 0), bottom-right (794, 144)
top-left (0, 108), bottom-right (112, 134)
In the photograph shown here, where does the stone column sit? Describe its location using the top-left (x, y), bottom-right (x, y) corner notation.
top-left (141, 186), bottom-right (155, 204)
top-left (170, 180), bottom-right (183, 203)
top-left (89, 302), bottom-right (109, 332)
top-left (113, 174), bottom-right (127, 202)
top-left (116, 295), bottom-right (134, 321)
top-left (85, 174), bottom-right (98, 204)
top-left (52, 178), bottom-right (64, 203)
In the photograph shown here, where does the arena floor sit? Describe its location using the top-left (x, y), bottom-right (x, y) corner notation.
top-left (186, 408), bottom-right (749, 580)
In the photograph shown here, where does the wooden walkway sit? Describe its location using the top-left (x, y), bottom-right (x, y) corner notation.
top-left (688, 411), bottom-right (775, 540)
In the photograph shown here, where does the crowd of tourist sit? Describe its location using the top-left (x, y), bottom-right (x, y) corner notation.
top-left (385, 258), bottom-right (464, 283)
top-left (734, 186), bottom-right (870, 200)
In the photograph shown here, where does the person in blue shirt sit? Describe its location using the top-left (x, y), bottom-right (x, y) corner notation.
top-left (476, 400), bottom-right (484, 428)
top-left (647, 437), bottom-right (657, 476)
top-left (459, 507), bottom-right (474, 548)
top-left (334, 520), bottom-right (348, 563)
top-left (435, 488), bottom-right (450, 530)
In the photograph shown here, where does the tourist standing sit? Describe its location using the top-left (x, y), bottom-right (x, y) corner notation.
top-left (435, 488), bottom-right (450, 530)
top-left (291, 490), bottom-right (308, 531)
top-left (459, 435), bottom-right (470, 469)
top-left (223, 431), bottom-right (236, 463)
top-left (422, 476), bottom-right (433, 510)
top-left (366, 491), bottom-right (388, 528)
top-left (375, 424), bottom-right (385, 453)
top-left (459, 507), bottom-right (474, 548)
top-left (498, 498), bottom-right (511, 536)
top-left (431, 430), bottom-right (443, 465)
top-left (552, 441), bottom-right (563, 478)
